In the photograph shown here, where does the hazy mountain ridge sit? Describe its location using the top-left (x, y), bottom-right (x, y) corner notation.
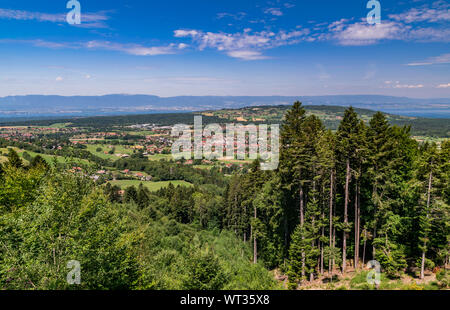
top-left (0, 94), bottom-right (449, 118)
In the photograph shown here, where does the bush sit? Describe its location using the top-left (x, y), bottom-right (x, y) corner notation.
top-left (436, 270), bottom-right (449, 288)
top-left (183, 249), bottom-right (227, 290)
top-left (375, 245), bottom-right (407, 278)
top-left (415, 257), bottom-right (435, 272)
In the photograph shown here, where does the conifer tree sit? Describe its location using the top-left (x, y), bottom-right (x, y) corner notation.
top-left (124, 185), bottom-right (138, 204)
top-left (336, 107), bottom-right (360, 273)
top-left (371, 125), bottom-right (413, 276)
top-left (7, 148), bottom-right (23, 169)
top-left (30, 155), bottom-right (49, 169)
top-left (366, 112), bottom-right (391, 259)
top-left (279, 101), bottom-right (307, 272)
top-left (414, 142), bottom-right (448, 279)
top-left (316, 130), bottom-right (337, 275)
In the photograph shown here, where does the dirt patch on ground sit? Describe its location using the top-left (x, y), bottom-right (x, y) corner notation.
top-left (273, 266), bottom-right (443, 290)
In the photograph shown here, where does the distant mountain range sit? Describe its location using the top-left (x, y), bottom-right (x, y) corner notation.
top-left (0, 94), bottom-right (449, 119)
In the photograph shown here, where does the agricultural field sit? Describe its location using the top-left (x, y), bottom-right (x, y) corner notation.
top-left (147, 153), bottom-right (172, 161)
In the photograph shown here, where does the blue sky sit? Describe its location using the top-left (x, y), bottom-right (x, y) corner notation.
top-left (0, 0), bottom-right (449, 98)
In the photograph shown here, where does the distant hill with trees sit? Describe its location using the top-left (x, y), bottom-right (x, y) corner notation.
top-left (2, 104), bottom-right (448, 137)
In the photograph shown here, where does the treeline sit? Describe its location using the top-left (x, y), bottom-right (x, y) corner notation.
top-left (106, 182), bottom-right (225, 229)
top-left (0, 113), bottom-right (224, 129)
top-left (113, 157), bottom-right (230, 186)
top-left (224, 102), bottom-right (449, 287)
top-left (0, 138), bottom-right (109, 167)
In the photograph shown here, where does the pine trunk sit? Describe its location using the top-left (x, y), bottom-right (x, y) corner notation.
top-left (320, 226), bottom-right (324, 275)
top-left (284, 212), bottom-right (288, 260)
top-left (354, 169), bottom-right (360, 270)
top-left (372, 180), bottom-right (377, 260)
top-left (342, 158), bottom-right (350, 274)
top-left (329, 170), bottom-right (334, 274)
top-left (362, 229), bottom-right (367, 265)
top-left (311, 214), bottom-right (315, 281)
top-left (420, 170), bottom-right (432, 279)
top-left (300, 181), bottom-right (305, 278)
top-left (253, 205), bottom-right (257, 264)
top-left (332, 198), bottom-right (336, 273)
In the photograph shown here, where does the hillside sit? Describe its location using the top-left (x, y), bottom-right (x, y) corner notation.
top-left (200, 105), bottom-right (450, 138)
top-left (2, 104), bottom-right (448, 138)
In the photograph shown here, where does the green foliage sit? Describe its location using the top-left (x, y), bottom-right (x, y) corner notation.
top-left (183, 248), bottom-right (227, 290)
top-left (132, 221), bottom-right (279, 290)
top-left (0, 164), bottom-right (277, 290)
top-left (436, 270), bottom-right (449, 288)
top-left (30, 155), bottom-right (49, 169)
top-left (7, 148), bottom-right (23, 168)
top-left (0, 172), bottom-right (139, 289)
top-left (0, 164), bottom-right (46, 213)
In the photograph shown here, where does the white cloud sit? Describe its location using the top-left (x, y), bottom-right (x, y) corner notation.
top-left (85, 40), bottom-right (188, 56)
top-left (389, 2), bottom-right (450, 23)
top-left (436, 83), bottom-right (450, 88)
top-left (284, 3), bottom-right (296, 9)
top-left (123, 46), bottom-right (177, 56)
top-left (407, 53), bottom-right (450, 66)
top-left (407, 27), bottom-right (450, 42)
top-left (1, 39), bottom-right (183, 56)
top-left (406, 62), bottom-right (433, 66)
top-left (328, 19), bottom-right (349, 32)
top-left (216, 12), bottom-right (246, 20)
top-left (173, 28), bottom-right (309, 60)
top-left (325, 2), bottom-right (450, 46)
top-left (226, 50), bottom-right (269, 60)
top-left (174, 30), bottom-right (199, 37)
top-left (55, 76), bottom-right (63, 81)
top-left (331, 21), bottom-right (405, 46)
top-left (264, 8), bottom-right (283, 17)
top-left (2, 3), bottom-right (448, 62)
top-left (393, 84), bottom-right (424, 89)
top-left (0, 8), bottom-right (110, 28)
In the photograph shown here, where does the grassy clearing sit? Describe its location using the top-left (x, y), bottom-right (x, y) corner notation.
top-left (147, 154), bottom-right (172, 161)
top-left (85, 143), bottom-right (135, 160)
top-left (193, 165), bottom-right (212, 170)
top-left (109, 180), bottom-right (193, 191)
top-left (125, 130), bottom-right (156, 136)
top-left (0, 147), bottom-right (92, 166)
top-left (219, 158), bottom-right (252, 164)
top-left (85, 144), bottom-right (118, 160)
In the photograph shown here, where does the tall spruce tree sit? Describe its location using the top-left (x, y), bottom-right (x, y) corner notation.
top-left (366, 112), bottom-right (391, 260)
top-left (279, 101), bottom-right (307, 273)
top-left (336, 107), bottom-right (360, 273)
